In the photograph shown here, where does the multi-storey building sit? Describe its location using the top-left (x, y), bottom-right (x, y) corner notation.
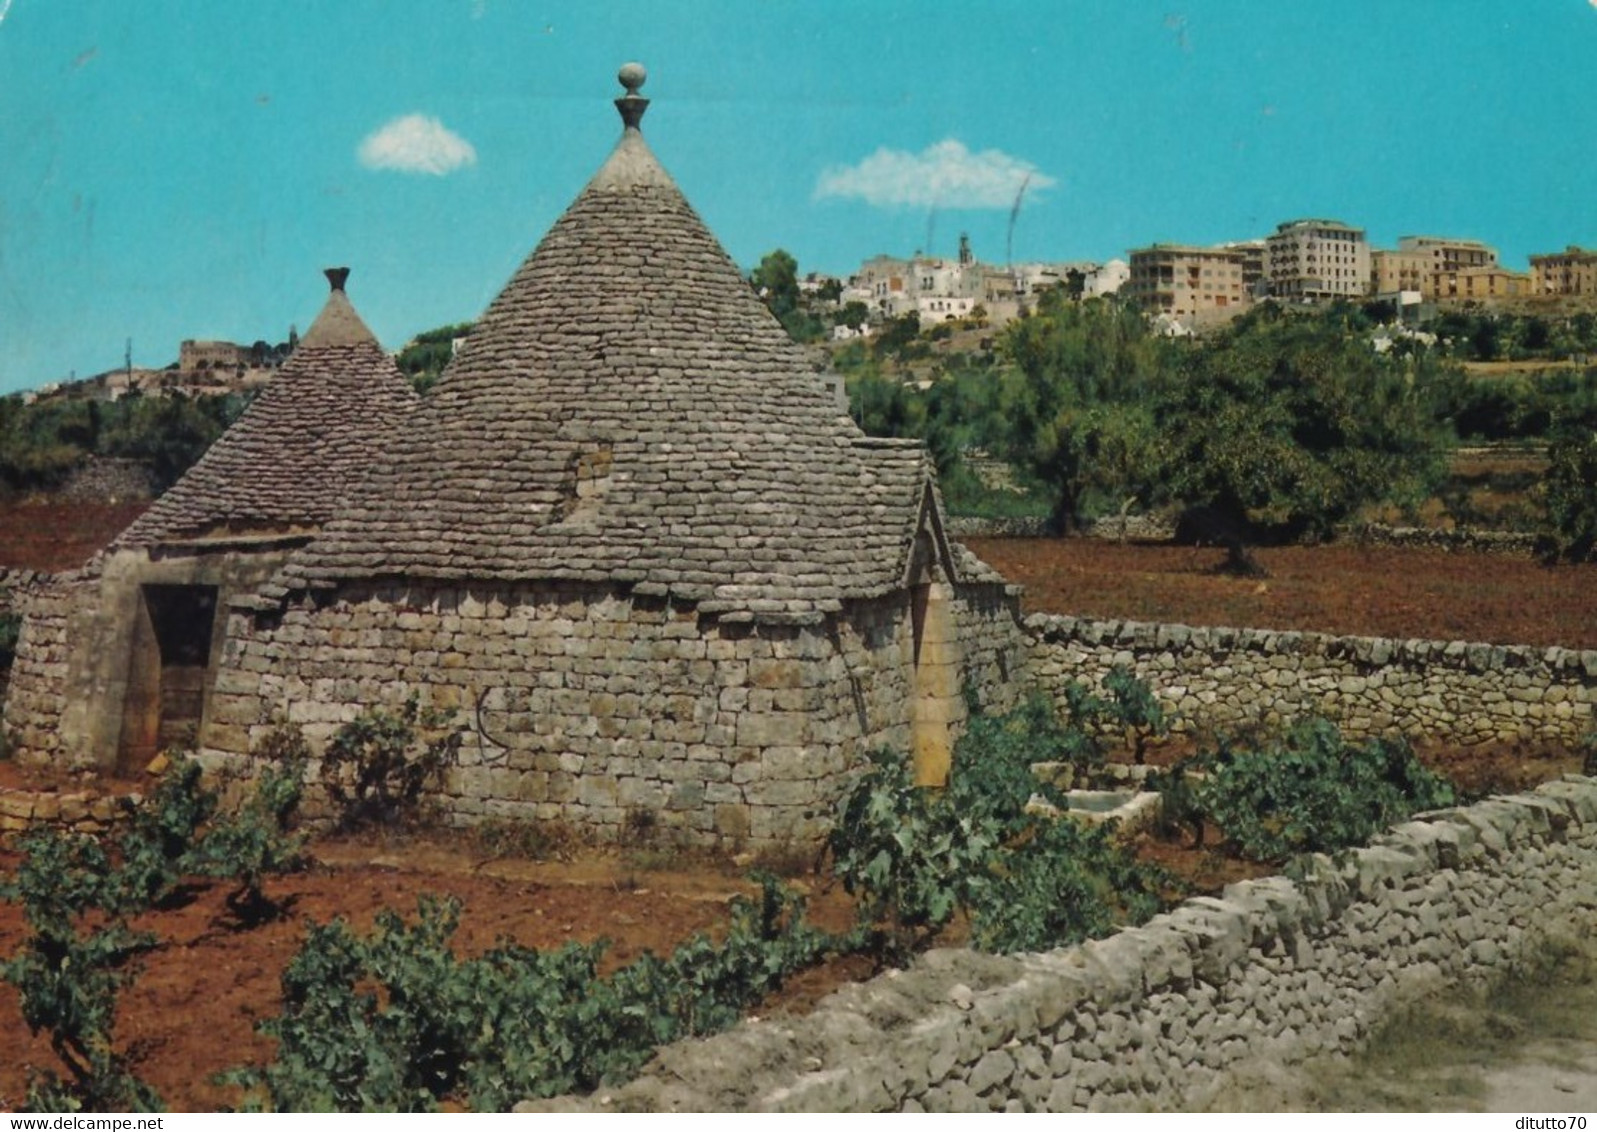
top-left (1125, 244), bottom-right (1248, 320)
top-left (1400, 236), bottom-right (1498, 299)
top-left (1451, 266), bottom-right (1534, 301)
top-left (1400, 235), bottom-right (1496, 273)
top-left (1265, 219), bottom-right (1371, 302)
top-left (845, 235), bottom-right (1115, 325)
top-left (1219, 240), bottom-right (1267, 299)
top-left (1085, 258), bottom-right (1130, 297)
top-left (850, 255), bottom-right (911, 309)
top-left (1530, 246), bottom-right (1597, 296)
top-left (1371, 248), bottom-right (1432, 296)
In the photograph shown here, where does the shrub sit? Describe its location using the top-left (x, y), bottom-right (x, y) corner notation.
top-left (190, 755), bottom-right (309, 921)
top-left (320, 700), bottom-right (463, 831)
top-left (114, 744), bottom-right (307, 915)
top-left (952, 692), bottom-right (1079, 818)
top-left (0, 737), bottom-right (313, 1109)
top-left (0, 829), bottom-right (162, 1111)
top-left (228, 878), bottom-right (837, 1111)
top-left (115, 755), bottom-right (218, 910)
top-left (1102, 665), bottom-right (1169, 764)
top-left (829, 697), bottom-right (1171, 959)
top-left (828, 748), bottom-right (1001, 956)
top-left (969, 818), bottom-right (1168, 953)
top-left (1162, 719), bottom-right (1457, 862)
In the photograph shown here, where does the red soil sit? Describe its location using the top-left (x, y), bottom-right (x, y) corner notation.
top-left (0, 502), bottom-right (148, 573)
top-left (964, 537), bottom-right (1597, 651)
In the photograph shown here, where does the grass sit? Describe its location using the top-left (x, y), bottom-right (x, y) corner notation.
top-left (1288, 936), bottom-right (1597, 1112)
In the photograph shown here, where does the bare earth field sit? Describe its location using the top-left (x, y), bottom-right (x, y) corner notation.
top-left (963, 537), bottom-right (1597, 651)
top-left (0, 500), bottom-right (149, 573)
top-left (0, 828), bottom-right (872, 1112)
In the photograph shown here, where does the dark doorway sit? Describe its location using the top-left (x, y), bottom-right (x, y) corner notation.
top-left (117, 584), bottom-right (218, 772)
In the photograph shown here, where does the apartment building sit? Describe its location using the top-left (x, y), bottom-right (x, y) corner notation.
top-left (1219, 240), bottom-right (1267, 299)
top-left (1126, 244), bottom-right (1248, 319)
top-left (1372, 248), bottom-right (1430, 296)
top-left (1403, 236), bottom-right (1499, 299)
top-left (1266, 219), bottom-right (1371, 301)
top-left (1452, 266), bottom-right (1534, 301)
top-left (1530, 246), bottom-right (1597, 296)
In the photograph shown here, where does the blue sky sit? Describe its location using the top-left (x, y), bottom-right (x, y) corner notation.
top-left (2, 1), bottom-right (1595, 393)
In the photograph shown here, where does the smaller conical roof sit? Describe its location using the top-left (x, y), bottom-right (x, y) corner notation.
top-left (116, 269), bottom-right (418, 547)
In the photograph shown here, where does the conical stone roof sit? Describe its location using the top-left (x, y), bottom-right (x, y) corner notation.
top-left (274, 68), bottom-right (960, 620)
top-left (117, 270), bottom-right (419, 547)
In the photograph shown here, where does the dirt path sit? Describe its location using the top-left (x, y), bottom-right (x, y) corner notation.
top-left (1480, 1036), bottom-right (1597, 1112)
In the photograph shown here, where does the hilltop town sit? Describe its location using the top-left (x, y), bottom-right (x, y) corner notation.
top-left (11, 225), bottom-right (1595, 407)
top-left (813, 227), bottom-right (1596, 341)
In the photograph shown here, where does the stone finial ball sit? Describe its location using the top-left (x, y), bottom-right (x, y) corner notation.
top-left (618, 62), bottom-right (647, 93)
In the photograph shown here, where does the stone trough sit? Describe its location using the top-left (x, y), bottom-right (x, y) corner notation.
top-left (1026, 760), bottom-right (1164, 838)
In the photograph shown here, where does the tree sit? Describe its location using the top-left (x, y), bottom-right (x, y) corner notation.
top-left (834, 300), bottom-right (870, 331)
top-left (1538, 422), bottom-right (1597, 563)
top-left (992, 298), bottom-right (1453, 544)
top-left (1153, 305), bottom-right (1452, 545)
top-left (397, 322), bottom-right (475, 394)
top-left (874, 312), bottom-right (924, 358)
top-left (995, 292), bottom-right (1170, 530)
top-left (99, 393), bottom-right (246, 491)
top-left (749, 249), bottom-right (800, 321)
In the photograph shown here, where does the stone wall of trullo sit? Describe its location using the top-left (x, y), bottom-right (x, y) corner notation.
top-left (201, 578), bottom-right (1028, 851)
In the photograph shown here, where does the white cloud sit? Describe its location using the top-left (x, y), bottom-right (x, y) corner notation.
top-left (814, 139), bottom-right (1056, 209)
top-left (358, 114), bottom-right (477, 176)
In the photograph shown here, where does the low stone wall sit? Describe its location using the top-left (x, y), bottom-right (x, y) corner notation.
top-left (0, 567), bottom-right (54, 596)
top-left (943, 515), bottom-right (1173, 541)
top-left (523, 775), bottom-right (1597, 1112)
top-left (944, 516), bottom-right (1051, 539)
top-left (1027, 613), bottom-right (1597, 748)
top-left (55, 456), bottom-right (159, 503)
top-left (1344, 524), bottom-right (1538, 556)
top-left (0, 783), bottom-right (135, 846)
top-left (939, 519), bottom-right (1540, 554)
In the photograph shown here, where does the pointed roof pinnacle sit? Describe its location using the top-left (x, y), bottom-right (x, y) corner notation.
top-left (615, 61), bottom-right (648, 131)
top-left (300, 266), bottom-right (377, 348)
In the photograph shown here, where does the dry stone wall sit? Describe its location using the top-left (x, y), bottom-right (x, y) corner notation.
top-left (943, 516), bottom-right (1051, 539)
top-left (523, 775), bottom-right (1597, 1112)
top-left (1347, 524), bottom-right (1538, 556)
top-left (1027, 613), bottom-right (1597, 748)
top-left (2, 575), bottom-right (85, 763)
top-left (952, 584), bottom-right (1031, 713)
top-left (55, 456), bottom-right (159, 503)
top-left (0, 782), bottom-right (135, 846)
top-left (207, 579), bottom-right (1027, 852)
